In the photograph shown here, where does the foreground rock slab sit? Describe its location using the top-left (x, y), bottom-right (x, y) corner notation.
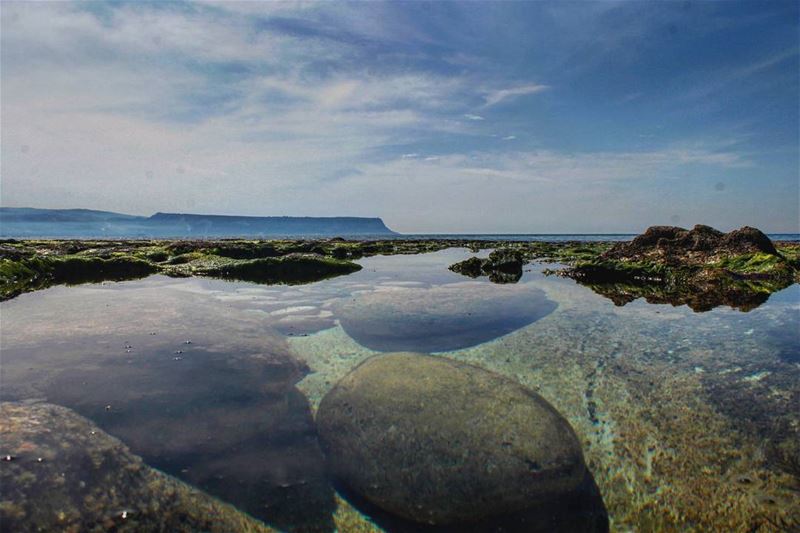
top-left (0, 401), bottom-right (274, 533)
top-left (316, 353), bottom-right (597, 526)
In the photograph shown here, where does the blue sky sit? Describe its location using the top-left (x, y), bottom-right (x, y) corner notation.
top-left (1, 1), bottom-right (797, 233)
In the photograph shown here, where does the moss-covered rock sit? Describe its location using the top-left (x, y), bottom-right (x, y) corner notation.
top-left (449, 248), bottom-right (524, 283)
top-left (316, 353), bottom-right (599, 526)
top-left (0, 240), bottom-right (365, 299)
top-left (0, 255), bottom-right (157, 300)
top-left (560, 226), bottom-right (797, 311)
top-left (163, 253), bottom-right (362, 284)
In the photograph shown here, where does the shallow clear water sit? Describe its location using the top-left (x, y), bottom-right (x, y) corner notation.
top-left (1, 248), bottom-right (798, 531)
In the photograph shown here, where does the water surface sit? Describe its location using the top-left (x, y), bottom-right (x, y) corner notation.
top-left (1, 248), bottom-right (798, 531)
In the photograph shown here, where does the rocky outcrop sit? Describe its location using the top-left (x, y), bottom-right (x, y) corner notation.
top-left (449, 248), bottom-right (525, 283)
top-left (170, 253), bottom-right (362, 284)
top-left (563, 225), bottom-right (796, 312)
top-left (602, 225), bottom-right (779, 265)
top-left (316, 353), bottom-right (601, 526)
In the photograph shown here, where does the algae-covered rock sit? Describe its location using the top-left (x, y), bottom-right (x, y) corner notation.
top-left (336, 283), bottom-right (557, 352)
top-left (449, 248), bottom-right (524, 284)
top-left (0, 401), bottom-right (274, 533)
top-left (603, 224), bottom-right (779, 265)
top-left (448, 256), bottom-right (485, 278)
top-left (563, 225), bottom-right (797, 312)
top-left (316, 353), bottom-right (589, 525)
top-left (163, 253), bottom-right (361, 284)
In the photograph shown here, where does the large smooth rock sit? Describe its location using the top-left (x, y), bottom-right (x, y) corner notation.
top-left (316, 353), bottom-right (587, 525)
top-left (336, 283), bottom-right (557, 352)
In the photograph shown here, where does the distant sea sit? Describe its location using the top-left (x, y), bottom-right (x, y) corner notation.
top-left (392, 233), bottom-right (800, 242)
top-left (2, 232), bottom-right (798, 242)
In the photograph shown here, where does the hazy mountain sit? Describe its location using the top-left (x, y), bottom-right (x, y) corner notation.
top-left (0, 208), bottom-right (396, 238)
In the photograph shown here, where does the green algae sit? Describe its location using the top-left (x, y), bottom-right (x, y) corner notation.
top-left (0, 240), bottom-right (367, 300)
top-left (165, 253), bottom-right (362, 284)
top-left (0, 255), bottom-right (157, 300)
top-left (559, 235), bottom-right (798, 311)
top-left (1, 237), bottom-right (796, 305)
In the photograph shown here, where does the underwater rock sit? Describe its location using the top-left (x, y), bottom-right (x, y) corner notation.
top-left (336, 282), bottom-right (557, 352)
top-left (0, 401), bottom-right (275, 532)
top-left (449, 248), bottom-right (524, 284)
top-left (5, 347), bottom-right (334, 532)
top-left (316, 353), bottom-right (589, 525)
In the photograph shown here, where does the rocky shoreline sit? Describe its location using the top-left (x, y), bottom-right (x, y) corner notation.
top-left (4, 230), bottom-right (796, 307)
top-left (0, 230), bottom-right (800, 310)
top-left (557, 225), bottom-right (799, 311)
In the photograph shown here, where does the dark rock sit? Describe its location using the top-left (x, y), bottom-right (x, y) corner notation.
top-left (333, 471), bottom-right (608, 533)
top-left (448, 256), bottom-right (484, 278)
top-left (449, 248), bottom-right (524, 284)
top-left (316, 353), bottom-right (590, 526)
top-left (487, 248), bottom-right (524, 272)
top-left (722, 226), bottom-right (778, 255)
top-left (190, 254), bottom-right (362, 284)
top-left (563, 225), bottom-right (793, 312)
top-left (604, 224), bottom-right (778, 264)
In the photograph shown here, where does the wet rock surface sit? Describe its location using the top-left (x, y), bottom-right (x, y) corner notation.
top-left (602, 225), bottom-right (779, 264)
top-left (562, 226), bottom-right (798, 312)
top-left (449, 248), bottom-right (524, 283)
top-left (0, 401), bottom-right (275, 533)
top-left (336, 283), bottom-right (557, 352)
top-left (316, 353), bottom-right (597, 526)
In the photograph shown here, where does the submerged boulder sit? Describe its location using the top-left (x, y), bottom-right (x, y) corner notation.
top-left (0, 401), bottom-right (275, 532)
top-left (316, 353), bottom-right (589, 525)
top-left (336, 283), bottom-right (557, 352)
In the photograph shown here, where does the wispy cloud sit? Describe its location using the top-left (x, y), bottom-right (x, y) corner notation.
top-left (318, 145), bottom-right (755, 232)
top-left (1, 1), bottom-right (796, 231)
top-left (483, 84), bottom-right (549, 107)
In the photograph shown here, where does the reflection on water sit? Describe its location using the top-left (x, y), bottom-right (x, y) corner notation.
top-left (1, 248), bottom-right (799, 531)
top-left (336, 283), bottom-right (557, 352)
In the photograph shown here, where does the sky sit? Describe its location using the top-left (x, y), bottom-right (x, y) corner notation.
top-left (1, 1), bottom-right (798, 233)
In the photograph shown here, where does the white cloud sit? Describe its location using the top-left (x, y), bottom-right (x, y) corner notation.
top-left (483, 84), bottom-right (549, 107)
top-left (309, 146), bottom-right (755, 232)
top-left (1, 1), bottom-right (788, 232)
top-left (0, 1), bottom-right (478, 217)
